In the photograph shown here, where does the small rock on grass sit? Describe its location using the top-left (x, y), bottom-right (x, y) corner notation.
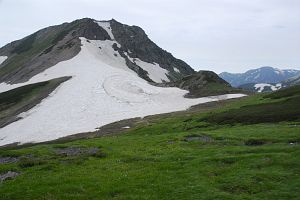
top-left (183, 134), bottom-right (213, 142)
top-left (0, 171), bottom-right (19, 182)
top-left (55, 147), bottom-right (100, 156)
top-left (0, 157), bottom-right (19, 164)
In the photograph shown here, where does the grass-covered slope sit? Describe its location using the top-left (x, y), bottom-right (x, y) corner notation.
top-left (157, 70), bottom-right (243, 98)
top-left (203, 85), bottom-right (300, 124)
top-left (0, 77), bottom-right (70, 127)
top-left (0, 86), bottom-right (299, 200)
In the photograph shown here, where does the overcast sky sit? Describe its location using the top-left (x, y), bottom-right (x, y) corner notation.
top-left (0, 0), bottom-right (299, 73)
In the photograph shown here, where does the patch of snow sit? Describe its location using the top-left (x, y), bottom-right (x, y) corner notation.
top-left (0, 56), bottom-right (8, 65)
top-left (96, 21), bottom-right (115, 40)
top-left (275, 83), bottom-right (282, 88)
top-left (96, 20), bottom-right (169, 83)
top-left (254, 83), bottom-right (270, 92)
top-left (254, 83), bottom-right (281, 93)
top-left (0, 38), bottom-right (246, 146)
top-left (174, 67), bottom-right (180, 73)
top-left (124, 52), bottom-right (134, 62)
top-left (122, 126), bottom-right (130, 129)
top-left (133, 58), bottom-right (169, 83)
top-left (123, 52), bottom-right (169, 83)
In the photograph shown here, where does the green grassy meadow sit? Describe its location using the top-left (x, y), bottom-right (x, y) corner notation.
top-left (0, 86), bottom-right (299, 200)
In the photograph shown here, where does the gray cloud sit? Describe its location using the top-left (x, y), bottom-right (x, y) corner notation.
top-left (0, 0), bottom-right (299, 73)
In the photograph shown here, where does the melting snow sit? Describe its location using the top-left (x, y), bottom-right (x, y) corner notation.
top-left (174, 68), bottom-right (180, 73)
top-left (96, 21), bottom-right (115, 40)
top-left (274, 69), bottom-right (283, 75)
top-left (254, 83), bottom-right (282, 92)
top-left (0, 38), bottom-right (245, 146)
top-left (123, 52), bottom-right (169, 83)
top-left (132, 58), bottom-right (169, 83)
top-left (0, 56), bottom-right (7, 65)
top-left (95, 21), bottom-right (169, 83)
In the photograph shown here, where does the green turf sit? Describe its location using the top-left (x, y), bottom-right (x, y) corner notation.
top-left (263, 85), bottom-right (300, 99)
top-left (0, 87), bottom-right (299, 200)
top-left (0, 20), bottom-right (82, 78)
top-left (202, 85), bottom-right (300, 124)
top-left (11, 33), bottom-right (38, 54)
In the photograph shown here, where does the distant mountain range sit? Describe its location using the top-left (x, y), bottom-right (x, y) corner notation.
top-left (219, 67), bottom-right (300, 87)
top-left (237, 74), bottom-right (300, 93)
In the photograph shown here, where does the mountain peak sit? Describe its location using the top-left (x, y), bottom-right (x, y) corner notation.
top-left (0, 18), bottom-right (194, 84)
top-left (0, 18), bottom-right (245, 145)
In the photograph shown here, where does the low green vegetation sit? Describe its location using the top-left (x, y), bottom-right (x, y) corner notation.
top-left (0, 86), bottom-right (299, 199)
top-left (11, 33), bottom-right (38, 54)
top-left (189, 82), bottom-right (242, 97)
top-left (264, 85), bottom-right (300, 99)
top-left (0, 20), bottom-right (80, 78)
top-left (203, 95), bottom-right (300, 124)
top-left (0, 33), bottom-right (53, 77)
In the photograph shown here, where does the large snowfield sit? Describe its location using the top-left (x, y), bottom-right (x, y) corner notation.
top-left (0, 22), bottom-right (245, 146)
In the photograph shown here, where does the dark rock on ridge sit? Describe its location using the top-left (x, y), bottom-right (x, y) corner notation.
top-left (155, 70), bottom-right (241, 97)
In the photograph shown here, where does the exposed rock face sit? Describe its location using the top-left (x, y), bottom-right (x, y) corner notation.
top-left (0, 18), bottom-right (195, 84)
top-left (110, 19), bottom-right (195, 81)
top-left (170, 70), bottom-right (228, 89)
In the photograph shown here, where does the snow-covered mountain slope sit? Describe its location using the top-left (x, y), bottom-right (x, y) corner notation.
top-left (0, 18), bottom-right (194, 84)
top-left (220, 67), bottom-right (300, 87)
top-left (0, 37), bottom-right (245, 146)
top-left (0, 19), bottom-right (245, 146)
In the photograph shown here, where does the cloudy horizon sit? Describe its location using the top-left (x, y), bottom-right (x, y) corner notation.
top-left (0, 0), bottom-right (299, 73)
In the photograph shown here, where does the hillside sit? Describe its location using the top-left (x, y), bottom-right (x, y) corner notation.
top-left (282, 75), bottom-right (300, 87)
top-left (238, 74), bottom-right (300, 93)
top-left (0, 86), bottom-right (299, 199)
top-left (156, 70), bottom-right (243, 97)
